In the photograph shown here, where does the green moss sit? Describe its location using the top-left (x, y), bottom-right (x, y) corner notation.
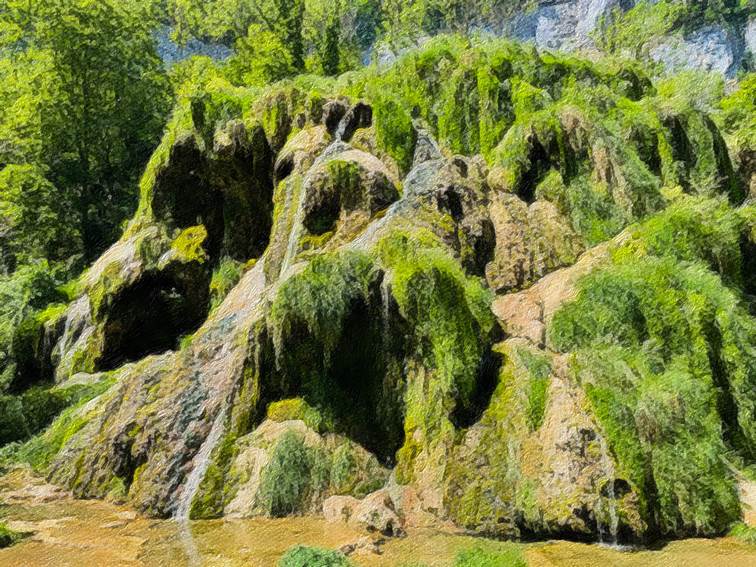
top-left (170, 225), bottom-right (209, 264)
top-left (547, 199), bottom-right (755, 534)
top-left (372, 92), bottom-right (416, 175)
top-left (517, 347), bottom-right (551, 431)
top-left (267, 398), bottom-right (325, 432)
top-left (375, 230), bottom-right (494, 482)
top-left (720, 73), bottom-right (756, 154)
top-left (443, 342), bottom-right (536, 535)
top-left (189, 432), bottom-right (238, 519)
top-left (278, 545), bottom-right (352, 567)
top-left (269, 252), bottom-right (376, 362)
top-left (88, 262), bottom-right (126, 319)
top-left (511, 78), bottom-right (551, 117)
top-left (378, 231), bottom-right (494, 412)
top-left (209, 257), bottom-right (243, 311)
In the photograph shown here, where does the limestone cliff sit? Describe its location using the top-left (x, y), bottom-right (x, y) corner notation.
top-left (8, 37), bottom-right (755, 545)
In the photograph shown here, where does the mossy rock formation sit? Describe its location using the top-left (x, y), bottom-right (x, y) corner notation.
top-left (5, 37), bottom-right (754, 545)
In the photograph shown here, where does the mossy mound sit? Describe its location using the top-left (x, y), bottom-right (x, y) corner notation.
top-left (3, 35), bottom-right (752, 545)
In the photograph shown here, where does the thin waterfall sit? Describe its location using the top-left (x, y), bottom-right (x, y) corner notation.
top-left (596, 435), bottom-right (619, 546)
top-left (279, 111), bottom-right (353, 274)
top-left (380, 274), bottom-right (392, 348)
top-left (174, 405), bottom-right (229, 520)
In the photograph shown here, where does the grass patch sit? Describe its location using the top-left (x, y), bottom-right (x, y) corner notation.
top-left (454, 544), bottom-right (527, 567)
top-left (278, 545), bottom-right (352, 567)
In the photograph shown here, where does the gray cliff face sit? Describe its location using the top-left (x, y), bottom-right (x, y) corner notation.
top-left (649, 24), bottom-right (745, 78)
top-left (746, 16), bottom-right (756, 57)
top-left (154, 26), bottom-right (232, 66)
top-left (506, 0), bottom-right (753, 78)
top-left (508, 0), bottom-right (636, 52)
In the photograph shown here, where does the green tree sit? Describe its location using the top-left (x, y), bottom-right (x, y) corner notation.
top-left (274, 0), bottom-right (305, 71)
top-left (34, 0), bottom-right (170, 259)
top-left (227, 24), bottom-right (295, 86)
top-left (0, 0), bottom-right (170, 262)
top-left (320, 13), bottom-right (342, 75)
top-left (0, 165), bottom-right (81, 272)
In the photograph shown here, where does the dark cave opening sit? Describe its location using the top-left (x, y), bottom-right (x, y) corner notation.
top-left (450, 337), bottom-right (503, 429)
top-left (327, 292), bottom-right (406, 465)
top-left (516, 137), bottom-right (552, 205)
top-left (98, 270), bottom-right (210, 371)
top-left (263, 278), bottom-right (406, 466)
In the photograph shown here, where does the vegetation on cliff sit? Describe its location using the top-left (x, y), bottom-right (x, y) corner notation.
top-left (0, 0), bottom-right (754, 554)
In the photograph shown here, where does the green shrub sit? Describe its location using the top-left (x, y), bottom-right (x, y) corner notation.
top-left (278, 545), bottom-right (352, 567)
top-left (0, 380), bottom-right (113, 446)
top-left (258, 431), bottom-right (323, 517)
top-left (0, 522), bottom-right (22, 548)
top-left (454, 545), bottom-right (527, 567)
top-left (730, 522), bottom-right (756, 545)
top-left (5, 376), bottom-right (115, 471)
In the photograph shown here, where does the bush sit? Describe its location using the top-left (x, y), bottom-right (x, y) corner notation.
top-left (0, 522), bottom-right (21, 548)
top-left (0, 262), bottom-right (64, 391)
top-left (258, 431), bottom-right (325, 517)
top-left (454, 545), bottom-right (527, 567)
top-left (730, 522), bottom-right (756, 545)
top-left (278, 545), bottom-right (352, 567)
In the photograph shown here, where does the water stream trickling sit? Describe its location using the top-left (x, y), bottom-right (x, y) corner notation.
top-left (380, 274), bottom-right (392, 347)
top-left (596, 435), bottom-right (619, 547)
top-left (280, 112), bottom-right (355, 275)
top-left (174, 406), bottom-right (229, 521)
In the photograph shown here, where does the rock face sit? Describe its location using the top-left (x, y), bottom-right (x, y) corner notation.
top-left (16, 38), bottom-right (754, 546)
top-left (506, 1), bottom-right (752, 78)
top-left (649, 25), bottom-right (745, 78)
top-left (747, 17), bottom-right (756, 56)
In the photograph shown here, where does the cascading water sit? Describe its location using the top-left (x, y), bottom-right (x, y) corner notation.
top-left (174, 406), bottom-right (229, 520)
top-left (596, 435), bottom-right (620, 547)
top-left (279, 112), bottom-right (354, 275)
top-left (173, 405), bottom-right (229, 566)
top-left (380, 274), bottom-right (392, 348)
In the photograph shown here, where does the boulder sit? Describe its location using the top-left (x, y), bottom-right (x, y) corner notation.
top-left (325, 489), bottom-right (405, 537)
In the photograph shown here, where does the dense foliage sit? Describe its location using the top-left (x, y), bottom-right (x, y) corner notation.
top-left (0, 0), bottom-right (753, 551)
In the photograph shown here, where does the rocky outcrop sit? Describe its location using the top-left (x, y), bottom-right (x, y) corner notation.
top-left (508, 0), bottom-right (636, 53)
top-left (15, 38), bottom-right (753, 546)
top-left (506, 1), bottom-right (752, 78)
top-left (649, 24), bottom-right (746, 78)
top-left (324, 489), bottom-right (404, 536)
